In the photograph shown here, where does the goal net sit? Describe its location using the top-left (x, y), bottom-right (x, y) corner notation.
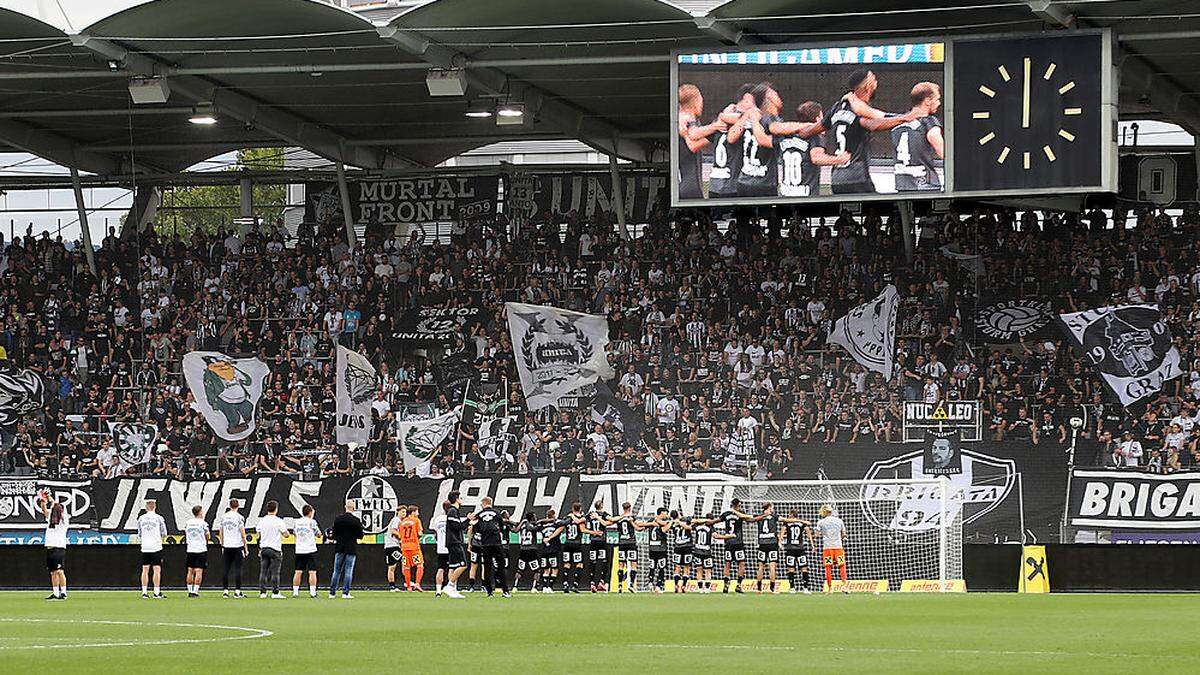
top-left (625, 479), bottom-right (963, 592)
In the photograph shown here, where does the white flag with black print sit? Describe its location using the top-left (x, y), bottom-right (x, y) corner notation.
top-left (182, 351), bottom-right (270, 441)
top-left (1057, 304), bottom-right (1181, 407)
top-left (505, 302), bottom-right (614, 410)
top-left (397, 408), bottom-right (461, 473)
top-left (939, 245), bottom-right (986, 277)
top-left (827, 285), bottom-right (899, 380)
top-left (335, 344), bottom-right (377, 446)
top-left (107, 421), bottom-right (159, 473)
top-left (0, 366), bottom-right (43, 430)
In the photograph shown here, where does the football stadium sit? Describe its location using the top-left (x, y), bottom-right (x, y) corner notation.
top-left (0, 0), bottom-right (1199, 672)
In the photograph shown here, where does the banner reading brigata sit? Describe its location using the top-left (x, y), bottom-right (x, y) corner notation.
top-left (305, 175), bottom-right (500, 226)
top-left (1068, 470), bottom-right (1200, 530)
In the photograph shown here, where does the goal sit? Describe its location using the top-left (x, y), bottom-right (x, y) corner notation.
top-left (624, 478), bottom-right (963, 592)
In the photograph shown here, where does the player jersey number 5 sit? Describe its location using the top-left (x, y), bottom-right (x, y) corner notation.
top-left (834, 123), bottom-right (850, 156)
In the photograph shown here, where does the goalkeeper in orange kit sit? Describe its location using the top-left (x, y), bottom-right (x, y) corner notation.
top-left (399, 505), bottom-right (425, 591)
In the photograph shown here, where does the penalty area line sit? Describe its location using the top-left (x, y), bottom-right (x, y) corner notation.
top-left (0, 618), bottom-right (272, 651)
top-left (629, 643), bottom-right (1181, 660)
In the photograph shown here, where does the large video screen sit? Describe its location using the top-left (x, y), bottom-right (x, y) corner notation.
top-left (671, 32), bottom-right (1115, 207)
top-left (674, 42), bottom-right (946, 204)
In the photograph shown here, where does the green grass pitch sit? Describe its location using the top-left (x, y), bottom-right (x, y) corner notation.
top-left (0, 591), bottom-right (1196, 673)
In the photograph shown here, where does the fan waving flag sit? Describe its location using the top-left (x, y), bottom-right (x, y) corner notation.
top-left (182, 351), bottom-right (270, 442)
top-left (505, 302), bottom-right (614, 410)
top-left (336, 345), bottom-right (377, 446)
top-left (1057, 304), bottom-right (1181, 407)
top-left (108, 421), bottom-right (159, 474)
top-left (398, 408), bottom-right (461, 473)
top-left (827, 285), bottom-right (899, 379)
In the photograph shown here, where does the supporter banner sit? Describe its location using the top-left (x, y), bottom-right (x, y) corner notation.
top-left (431, 350), bottom-right (477, 403)
top-left (503, 171), bottom-right (668, 226)
top-left (0, 479), bottom-right (92, 530)
top-left (1067, 470), bottom-right (1200, 530)
top-left (335, 345), bottom-right (377, 446)
top-left (902, 401), bottom-right (981, 442)
top-left (939, 245), bottom-right (985, 276)
top-left (182, 352), bottom-right (270, 442)
top-left (974, 299), bottom-right (1054, 343)
top-left (1109, 531), bottom-right (1200, 545)
top-left (393, 306), bottom-right (487, 348)
top-left (107, 422), bottom-right (159, 473)
top-left (827, 284), bottom-right (898, 379)
top-left (506, 302), bottom-right (614, 410)
top-left (0, 366), bottom-right (43, 430)
top-left (305, 175), bottom-right (500, 226)
top-left (398, 409), bottom-right (460, 473)
top-left (1057, 304), bottom-right (1181, 406)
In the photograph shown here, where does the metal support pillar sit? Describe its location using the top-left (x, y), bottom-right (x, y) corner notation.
top-left (70, 166), bottom-right (96, 274)
top-left (335, 162), bottom-right (357, 249)
top-left (898, 201), bottom-right (915, 264)
top-left (608, 151), bottom-right (628, 240)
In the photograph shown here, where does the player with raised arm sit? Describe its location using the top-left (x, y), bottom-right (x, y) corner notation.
top-left (399, 505), bottom-right (424, 591)
top-left (432, 501), bottom-right (450, 596)
top-left (822, 69), bottom-right (921, 194)
top-left (537, 508), bottom-right (564, 593)
top-left (817, 504), bottom-right (849, 593)
top-left (718, 498), bottom-right (753, 594)
top-left (669, 511), bottom-right (693, 593)
top-left (516, 511), bottom-right (542, 591)
top-left (781, 508), bottom-right (815, 594)
top-left (752, 502), bottom-right (782, 594)
top-left (586, 500), bottom-right (611, 593)
top-left (891, 82), bottom-right (944, 192)
top-left (690, 513), bottom-right (717, 593)
top-left (466, 515), bottom-right (483, 593)
top-left (709, 84), bottom-right (756, 199)
top-left (442, 491), bottom-right (469, 599)
top-left (776, 101), bottom-right (852, 198)
top-left (384, 505), bottom-right (406, 592)
top-left (217, 498), bottom-right (248, 598)
top-left (291, 504), bottom-right (320, 598)
top-left (38, 490), bottom-right (68, 600)
top-left (678, 84), bottom-right (729, 200)
top-left (137, 499), bottom-right (168, 599)
top-left (184, 504), bottom-right (210, 597)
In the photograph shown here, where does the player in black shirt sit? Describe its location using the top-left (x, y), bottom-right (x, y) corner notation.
top-left (690, 514), bottom-right (718, 593)
top-left (752, 502), bottom-right (782, 593)
top-left (777, 101), bottom-right (852, 198)
top-left (708, 84), bottom-right (756, 199)
top-left (781, 509), bottom-right (815, 594)
top-left (677, 84), bottom-right (729, 200)
top-left (642, 507), bottom-right (672, 594)
top-left (468, 497), bottom-right (510, 597)
top-left (516, 512), bottom-right (542, 591)
top-left (669, 511), bottom-right (694, 593)
top-left (604, 502), bottom-right (641, 593)
top-left (586, 501), bottom-right (611, 593)
top-left (717, 498), bottom-right (754, 593)
top-left (466, 526), bottom-right (483, 592)
top-left (890, 82), bottom-right (944, 192)
top-left (537, 509), bottom-right (564, 593)
top-left (820, 69), bottom-right (920, 194)
top-left (442, 491), bottom-right (468, 599)
top-left (559, 501), bottom-right (595, 594)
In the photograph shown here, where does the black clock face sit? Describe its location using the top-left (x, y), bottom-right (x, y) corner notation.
top-left (953, 33), bottom-right (1104, 192)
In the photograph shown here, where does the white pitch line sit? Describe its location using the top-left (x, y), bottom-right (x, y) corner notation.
top-left (0, 618), bottom-right (272, 651)
top-left (629, 643), bottom-right (1185, 660)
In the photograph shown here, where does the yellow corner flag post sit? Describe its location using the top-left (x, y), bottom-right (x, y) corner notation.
top-left (1018, 545), bottom-right (1050, 593)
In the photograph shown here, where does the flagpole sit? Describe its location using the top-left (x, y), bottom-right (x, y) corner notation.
top-left (456, 377), bottom-right (471, 460)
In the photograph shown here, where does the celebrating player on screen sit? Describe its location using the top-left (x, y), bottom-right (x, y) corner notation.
top-left (822, 69), bottom-right (921, 194)
top-left (708, 84), bottom-right (756, 199)
top-left (677, 84), bottom-right (729, 200)
top-left (892, 82), bottom-right (944, 191)
top-left (817, 504), bottom-right (849, 593)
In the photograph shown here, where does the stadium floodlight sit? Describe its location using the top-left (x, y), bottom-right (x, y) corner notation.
top-left (496, 102), bottom-right (525, 126)
top-left (464, 100), bottom-right (493, 118)
top-left (188, 106), bottom-right (217, 125)
top-left (426, 68), bottom-right (467, 97)
top-left (127, 76), bottom-right (170, 105)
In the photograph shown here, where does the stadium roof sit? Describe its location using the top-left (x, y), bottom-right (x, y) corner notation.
top-left (0, 0), bottom-right (1194, 186)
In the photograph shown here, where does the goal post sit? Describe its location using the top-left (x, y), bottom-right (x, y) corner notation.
top-left (623, 478), bottom-right (963, 593)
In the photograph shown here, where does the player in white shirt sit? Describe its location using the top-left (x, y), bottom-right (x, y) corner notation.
top-left (257, 500), bottom-right (288, 599)
top-left (184, 505), bottom-right (211, 597)
top-left (384, 505), bottom-right (406, 592)
top-left (816, 505), bottom-right (849, 593)
top-left (215, 498), bottom-right (249, 598)
top-left (39, 490), bottom-right (69, 600)
top-left (291, 504), bottom-right (320, 598)
top-left (431, 504), bottom-right (449, 596)
top-left (137, 499), bottom-right (168, 599)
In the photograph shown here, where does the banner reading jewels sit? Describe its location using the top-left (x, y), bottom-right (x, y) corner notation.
top-left (305, 175), bottom-right (500, 226)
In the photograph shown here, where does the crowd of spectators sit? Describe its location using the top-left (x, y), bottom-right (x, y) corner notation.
top-left (1, 198), bottom-right (1199, 481)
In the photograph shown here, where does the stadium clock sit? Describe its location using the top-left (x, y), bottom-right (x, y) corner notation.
top-left (952, 32), bottom-right (1109, 192)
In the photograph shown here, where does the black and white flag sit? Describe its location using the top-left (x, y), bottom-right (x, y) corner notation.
top-left (108, 422), bottom-right (159, 473)
top-left (939, 245), bottom-right (985, 277)
top-left (975, 299), bottom-right (1054, 343)
top-left (0, 367), bottom-right (43, 430)
top-left (398, 408), bottom-right (461, 473)
top-left (336, 345), bottom-right (377, 446)
top-left (182, 352), bottom-right (270, 442)
top-left (1057, 304), bottom-right (1181, 407)
top-left (505, 302), bottom-right (614, 410)
top-left (827, 285), bottom-right (898, 379)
